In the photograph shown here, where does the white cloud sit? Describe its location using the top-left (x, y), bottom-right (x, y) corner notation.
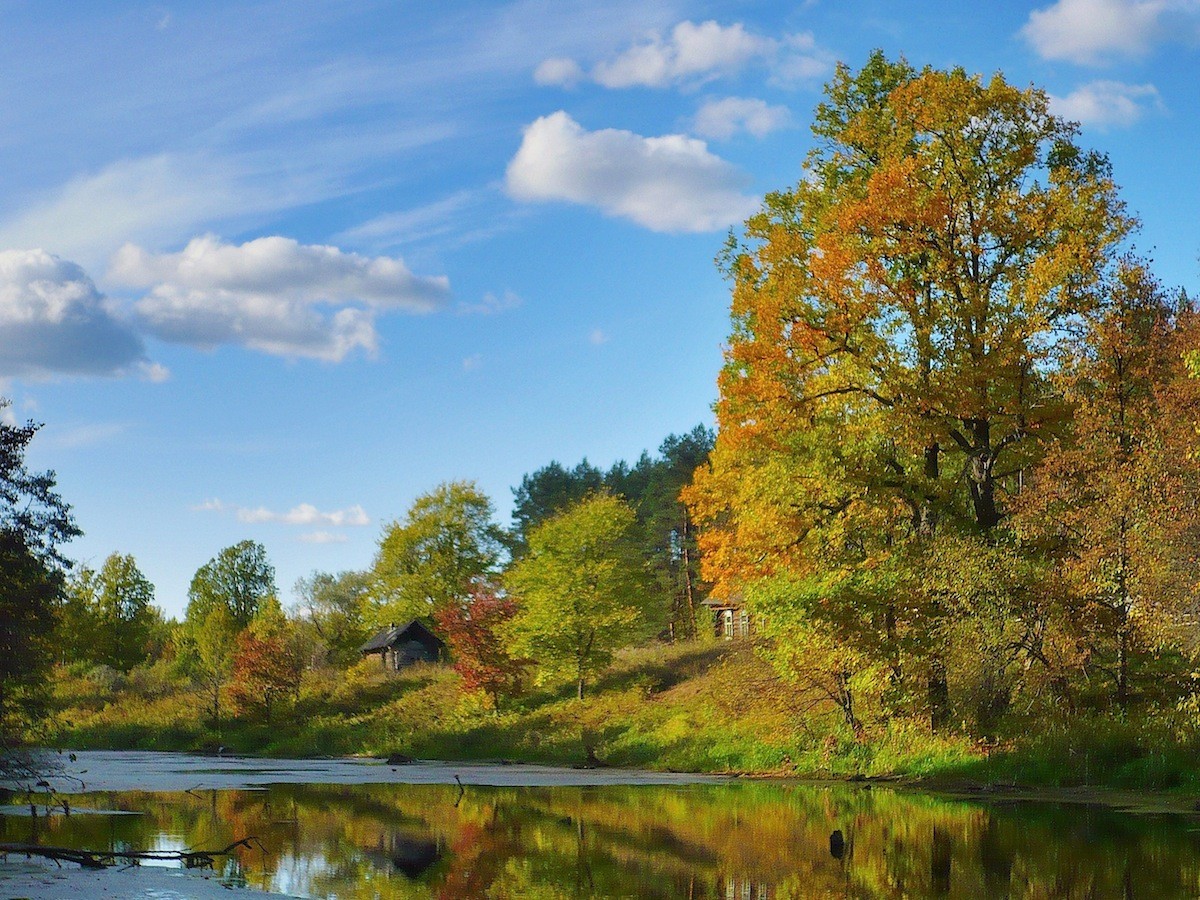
top-left (589, 328), bottom-right (609, 345)
top-left (192, 498), bottom-right (226, 512)
top-left (111, 235), bottom-right (450, 362)
top-left (506, 111), bottom-right (758, 233)
top-left (770, 32), bottom-right (837, 87)
top-left (458, 290), bottom-right (522, 316)
top-left (0, 249), bottom-right (146, 378)
top-left (540, 20), bottom-right (832, 90)
top-left (1020, 0), bottom-right (1196, 64)
top-left (693, 97), bottom-right (792, 139)
top-left (534, 57), bottom-right (586, 87)
top-left (236, 503), bottom-right (370, 527)
top-left (593, 20), bottom-right (770, 88)
top-left (299, 531), bottom-right (349, 544)
top-left (1050, 80), bottom-right (1162, 127)
top-left (462, 353), bottom-right (483, 371)
top-left (139, 361), bottom-right (171, 382)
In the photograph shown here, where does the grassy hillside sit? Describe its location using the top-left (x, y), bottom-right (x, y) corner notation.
top-left (44, 640), bottom-right (1200, 792)
top-left (46, 641), bottom-right (932, 773)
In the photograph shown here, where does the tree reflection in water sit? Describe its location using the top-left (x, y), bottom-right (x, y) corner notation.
top-left (4, 781), bottom-right (1200, 897)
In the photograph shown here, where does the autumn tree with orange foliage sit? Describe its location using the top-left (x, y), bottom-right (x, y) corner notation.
top-left (1013, 263), bottom-right (1200, 713)
top-left (435, 583), bottom-right (527, 708)
top-left (228, 629), bottom-right (301, 727)
top-left (685, 52), bottom-right (1159, 734)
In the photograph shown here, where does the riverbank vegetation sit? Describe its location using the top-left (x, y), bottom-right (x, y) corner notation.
top-left (9, 53), bottom-right (1200, 793)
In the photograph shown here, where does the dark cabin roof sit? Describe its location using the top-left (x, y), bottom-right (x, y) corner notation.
top-left (359, 620), bottom-right (444, 654)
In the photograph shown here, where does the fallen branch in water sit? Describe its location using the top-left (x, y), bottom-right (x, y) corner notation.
top-left (0, 837), bottom-right (260, 870)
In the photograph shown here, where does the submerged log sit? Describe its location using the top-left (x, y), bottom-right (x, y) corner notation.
top-left (0, 837), bottom-right (258, 870)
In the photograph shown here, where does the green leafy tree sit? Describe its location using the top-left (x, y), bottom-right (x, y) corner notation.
top-left (369, 480), bottom-right (504, 626)
top-left (74, 553), bottom-right (160, 671)
top-left (183, 541), bottom-right (275, 734)
top-left (0, 402), bottom-right (78, 758)
top-left (293, 570), bottom-right (371, 667)
top-left (512, 429), bottom-right (715, 640)
top-left (506, 494), bottom-right (653, 700)
top-left (636, 427), bottom-right (715, 640)
top-left (0, 533), bottom-right (66, 749)
top-left (194, 604), bottom-right (237, 733)
top-left (186, 540), bottom-right (276, 632)
top-left (58, 568), bottom-right (99, 664)
top-left (509, 460), bottom-right (604, 556)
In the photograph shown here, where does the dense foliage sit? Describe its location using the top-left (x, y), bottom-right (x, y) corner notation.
top-left (506, 494), bottom-right (654, 699)
top-left (435, 583), bottom-right (526, 708)
top-left (0, 403), bottom-right (77, 761)
top-left (367, 480), bottom-right (504, 626)
top-left (686, 52), bottom-right (1200, 745)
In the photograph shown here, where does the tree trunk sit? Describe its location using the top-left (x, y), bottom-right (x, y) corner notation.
top-left (681, 510), bottom-right (698, 639)
top-left (968, 420), bottom-right (1001, 530)
top-left (928, 658), bottom-right (950, 733)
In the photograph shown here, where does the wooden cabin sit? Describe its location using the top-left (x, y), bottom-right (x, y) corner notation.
top-left (359, 620), bottom-right (445, 670)
top-left (703, 595), bottom-right (751, 639)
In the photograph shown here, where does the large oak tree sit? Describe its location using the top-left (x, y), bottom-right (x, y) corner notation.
top-left (687, 53), bottom-right (1135, 730)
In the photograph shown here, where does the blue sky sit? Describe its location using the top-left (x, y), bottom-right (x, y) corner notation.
top-left (6, 0), bottom-right (1198, 618)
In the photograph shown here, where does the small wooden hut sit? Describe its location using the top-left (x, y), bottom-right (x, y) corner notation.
top-left (359, 620), bottom-right (445, 670)
top-left (703, 595), bottom-right (751, 639)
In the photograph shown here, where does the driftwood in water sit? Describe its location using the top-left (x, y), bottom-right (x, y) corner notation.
top-left (0, 837), bottom-right (259, 870)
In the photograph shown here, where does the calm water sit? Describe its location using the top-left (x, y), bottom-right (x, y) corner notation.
top-left (4, 780), bottom-right (1200, 898)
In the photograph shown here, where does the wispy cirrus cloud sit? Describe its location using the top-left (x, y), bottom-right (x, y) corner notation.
top-left (506, 111), bottom-right (758, 233)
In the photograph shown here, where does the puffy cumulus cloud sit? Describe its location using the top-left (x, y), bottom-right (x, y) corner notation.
top-left (235, 503), bottom-right (370, 527)
top-left (539, 21), bottom-right (832, 90)
top-left (1050, 80), bottom-right (1163, 127)
top-left (693, 97), bottom-right (792, 139)
top-left (110, 235), bottom-right (449, 362)
top-left (506, 112), bottom-right (758, 233)
top-left (593, 20), bottom-right (770, 88)
top-left (0, 249), bottom-right (146, 378)
top-left (1020, 0), bottom-right (1197, 64)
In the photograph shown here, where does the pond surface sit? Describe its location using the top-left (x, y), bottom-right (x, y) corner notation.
top-left (5, 777), bottom-right (1200, 898)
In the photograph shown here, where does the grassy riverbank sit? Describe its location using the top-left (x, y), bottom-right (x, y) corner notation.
top-left (43, 641), bottom-right (1200, 794)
